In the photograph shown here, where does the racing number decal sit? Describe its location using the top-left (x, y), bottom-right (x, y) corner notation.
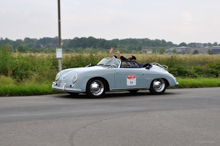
top-left (127, 75), bottom-right (136, 86)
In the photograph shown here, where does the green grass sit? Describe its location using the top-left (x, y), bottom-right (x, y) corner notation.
top-left (1, 77), bottom-right (220, 96)
top-left (174, 77), bottom-right (220, 88)
top-left (0, 83), bottom-right (61, 96)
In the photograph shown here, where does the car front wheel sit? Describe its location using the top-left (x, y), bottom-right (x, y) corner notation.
top-left (86, 79), bottom-right (106, 98)
top-left (149, 78), bottom-right (167, 95)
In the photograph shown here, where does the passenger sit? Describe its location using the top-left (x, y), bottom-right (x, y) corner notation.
top-left (109, 47), bottom-right (120, 67)
top-left (116, 50), bottom-right (136, 61)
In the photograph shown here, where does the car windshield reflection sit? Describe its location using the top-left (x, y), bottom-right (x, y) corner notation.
top-left (97, 58), bottom-right (120, 68)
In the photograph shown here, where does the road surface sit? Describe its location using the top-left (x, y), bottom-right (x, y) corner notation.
top-left (0, 88), bottom-right (220, 146)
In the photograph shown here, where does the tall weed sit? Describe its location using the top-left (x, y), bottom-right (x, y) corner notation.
top-left (1, 46), bottom-right (220, 82)
top-left (0, 45), bottom-right (15, 76)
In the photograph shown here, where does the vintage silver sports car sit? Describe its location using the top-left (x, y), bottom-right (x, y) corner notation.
top-left (52, 57), bottom-right (179, 98)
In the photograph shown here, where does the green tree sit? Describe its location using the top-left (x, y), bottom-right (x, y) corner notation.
top-left (207, 43), bottom-right (212, 47)
top-left (16, 45), bottom-right (27, 53)
top-left (213, 42), bottom-right (218, 46)
top-left (152, 49), bottom-right (157, 54)
top-left (167, 41), bottom-right (174, 47)
top-left (172, 49), bottom-right (177, 54)
top-left (193, 50), bottom-right (199, 54)
top-left (32, 48), bottom-right (40, 53)
top-left (178, 42), bottom-right (187, 47)
top-left (207, 49), bottom-right (213, 55)
top-left (137, 46), bottom-right (142, 51)
top-left (159, 47), bottom-right (166, 54)
top-left (46, 43), bottom-right (52, 48)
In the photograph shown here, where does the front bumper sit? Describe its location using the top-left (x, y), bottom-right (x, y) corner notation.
top-left (52, 82), bottom-right (81, 92)
top-left (175, 82), bottom-right (179, 86)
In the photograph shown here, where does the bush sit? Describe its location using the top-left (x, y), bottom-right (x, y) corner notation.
top-left (0, 46), bottom-right (57, 83)
top-left (0, 75), bottom-right (16, 87)
top-left (0, 45), bottom-right (15, 77)
top-left (1, 45), bottom-right (220, 84)
top-left (169, 65), bottom-right (198, 78)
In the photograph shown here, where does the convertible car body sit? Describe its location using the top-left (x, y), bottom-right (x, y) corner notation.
top-left (52, 57), bottom-right (179, 98)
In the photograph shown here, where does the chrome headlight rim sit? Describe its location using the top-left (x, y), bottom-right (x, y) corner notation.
top-left (55, 72), bottom-right (61, 81)
top-left (72, 74), bottom-right (78, 84)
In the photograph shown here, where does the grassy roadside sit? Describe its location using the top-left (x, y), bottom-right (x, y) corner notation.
top-left (0, 83), bottom-right (61, 96)
top-left (174, 77), bottom-right (220, 88)
top-left (0, 77), bottom-right (220, 96)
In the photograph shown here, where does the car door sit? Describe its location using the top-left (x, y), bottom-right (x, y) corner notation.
top-left (114, 68), bottom-right (146, 89)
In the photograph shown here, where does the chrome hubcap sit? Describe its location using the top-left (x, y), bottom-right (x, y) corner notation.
top-left (153, 79), bottom-right (165, 92)
top-left (90, 80), bottom-right (104, 96)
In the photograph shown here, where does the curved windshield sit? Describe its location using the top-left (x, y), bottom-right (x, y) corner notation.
top-left (97, 57), bottom-right (121, 68)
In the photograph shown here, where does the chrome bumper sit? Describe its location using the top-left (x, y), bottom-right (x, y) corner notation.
top-left (52, 82), bottom-right (81, 92)
top-left (175, 82), bottom-right (179, 86)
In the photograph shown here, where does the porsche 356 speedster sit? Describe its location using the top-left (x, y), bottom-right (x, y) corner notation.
top-left (52, 57), bottom-right (179, 98)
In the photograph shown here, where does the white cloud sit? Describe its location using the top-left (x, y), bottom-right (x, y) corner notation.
top-left (91, 0), bottom-right (126, 5)
top-left (1, 0), bottom-right (220, 43)
top-left (182, 11), bottom-right (193, 22)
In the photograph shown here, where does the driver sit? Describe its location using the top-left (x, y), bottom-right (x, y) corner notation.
top-left (109, 47), bottom-right (120, 67)
top-left (116, 50), bottom-right (136, 61)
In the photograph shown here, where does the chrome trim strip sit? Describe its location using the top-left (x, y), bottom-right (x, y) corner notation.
top-left (115, 73), bottom-right (164, 75)
top-left (117, 59), bottom-right (121, 68)
top-left (151, 62), bottom-right (168, 70)
top-left (63, 70), bottom-right (75, 79)
top-left (105, 73), bottom-right (113, 75)
top-left (64, 88), bottom-right (81, 92)
top-left (52, 86), bottom-right (81, 92)
top-left (111, 87), bottom-right (147, 91)
top-left (87, 74), bottom-right (109, 76)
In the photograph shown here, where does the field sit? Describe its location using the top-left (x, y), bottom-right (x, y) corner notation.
top-left (1, 45), bottom-right (220, 96)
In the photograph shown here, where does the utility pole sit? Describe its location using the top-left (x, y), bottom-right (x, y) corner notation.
top-left (57, 0), bottom-right (62, 71)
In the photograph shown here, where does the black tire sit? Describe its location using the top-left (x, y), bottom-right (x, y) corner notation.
top-left (67, 92), bottom-right (79, 96)
top-left (128, 90), bottom-right (139, 94)
top-left (149, 78), bottom-right (167, 95)
top-left (86, 79), bottom-right (106, 98)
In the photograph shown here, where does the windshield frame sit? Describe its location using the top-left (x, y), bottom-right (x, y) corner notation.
top-left (97, 57), bottom-right (121, 68)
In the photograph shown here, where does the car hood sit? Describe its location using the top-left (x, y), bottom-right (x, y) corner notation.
top-left (59, 66), bottom-right (106, 74)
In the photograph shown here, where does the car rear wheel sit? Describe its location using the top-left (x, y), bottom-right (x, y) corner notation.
top-left (149, 78), bottom-right (167, 95)
top-left (86, 79), bottom-right (106, 98)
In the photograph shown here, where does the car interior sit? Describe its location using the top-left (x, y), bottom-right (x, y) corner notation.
top-left (120, 61), bottom-right (152, 69)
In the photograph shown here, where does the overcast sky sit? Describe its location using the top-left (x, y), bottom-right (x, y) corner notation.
top-left (1, 0), bottom-right (220, 44)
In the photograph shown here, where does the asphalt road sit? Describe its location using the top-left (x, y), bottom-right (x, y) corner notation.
top-left (0, 88), bottom-right (220, 146)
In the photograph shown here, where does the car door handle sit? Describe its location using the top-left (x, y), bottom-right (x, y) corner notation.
top-left (140, 72), bottom-right (144, 75)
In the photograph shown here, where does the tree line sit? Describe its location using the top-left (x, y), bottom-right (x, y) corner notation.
top-left (0, 36), bottom-right (219, 53)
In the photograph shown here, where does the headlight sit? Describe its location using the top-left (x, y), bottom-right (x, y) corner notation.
top-left (72, 74), bottom-right (78, 84)
top-left (55, 73), bottom-right (60, 81)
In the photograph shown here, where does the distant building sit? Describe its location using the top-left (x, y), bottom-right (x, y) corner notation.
top-left (166, 46), bottom-right (220, 54)
top-left (166, 49), bottom-right (173, 54)
top-left (142, 49), bottom-right (152, 54)
top-left (166, 46), bottom-right (190, 54)
top-left (211, 46), bottom-right (220, 54)
top-left (190, 48), bottom-right (209, 54)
